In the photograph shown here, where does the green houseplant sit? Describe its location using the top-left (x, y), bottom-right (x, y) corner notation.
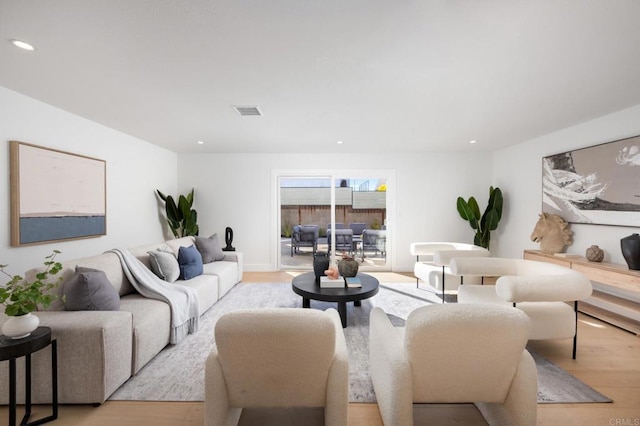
top-left (456, 186), bottom-right (503, 250)
top-left (0, 250), bottom-right (62, 338)
top-left (156, 188), bottom-right (199, 237)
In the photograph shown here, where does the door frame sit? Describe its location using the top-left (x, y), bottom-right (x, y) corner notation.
top-left (271, 168), bottom-right (396, 271)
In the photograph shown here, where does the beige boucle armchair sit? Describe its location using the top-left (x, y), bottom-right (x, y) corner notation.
top-left (410, 242), bottom-right (490, 300)
top-left (369, 304), bottom-right (537, 426)
top-left (204, 308), bottom-right (349, 426)
top-left (451, 257), bottom-right (593, 359)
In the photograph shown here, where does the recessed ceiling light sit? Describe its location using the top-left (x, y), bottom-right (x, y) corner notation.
top-left (10, 39), bottom-right (35, 51)
top-left (469, 140), bottom-right (477, 144)
top-left (337, 140), bottom-right (343, 145)
top-left (197, 140), bottom-right (204, 145)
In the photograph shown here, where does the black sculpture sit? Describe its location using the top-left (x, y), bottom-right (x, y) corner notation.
top-left (223, 227), bottom-right (235, 251)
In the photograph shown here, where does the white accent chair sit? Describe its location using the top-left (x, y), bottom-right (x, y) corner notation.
top-left (450, 257), bottom-right (593, 359)
top-left (370, 304), bottom-right (537, 426)
top-left (204, 308), bottom-right (349, 426)
top-left (410, 242), bottom-right (490, 301)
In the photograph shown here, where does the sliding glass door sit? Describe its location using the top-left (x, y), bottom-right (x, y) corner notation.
top-left (277, 172), bottom-right (390, 271)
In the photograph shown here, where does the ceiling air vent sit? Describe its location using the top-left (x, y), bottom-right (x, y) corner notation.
top-left (233, 105), bottom-right (262, 116)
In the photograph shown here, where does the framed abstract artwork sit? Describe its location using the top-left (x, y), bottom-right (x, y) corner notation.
top-left (542, 135), bottom-right (640, 227)
top-left (10, 141), bottom-right (107, 246)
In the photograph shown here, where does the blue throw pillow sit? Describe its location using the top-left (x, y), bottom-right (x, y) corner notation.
top-left (178, 245), bottom-right (203, 280)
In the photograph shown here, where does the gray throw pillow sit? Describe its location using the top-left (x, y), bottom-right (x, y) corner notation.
top-left (148, 249), bottom-right (180, 282)
top-left (64, 266), bottom-right (120, 311)
top-left (195, 234), bottom-right (225, 263)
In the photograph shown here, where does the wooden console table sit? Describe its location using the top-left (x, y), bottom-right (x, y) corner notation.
top-left (524, 250), bottom-right (640, 335)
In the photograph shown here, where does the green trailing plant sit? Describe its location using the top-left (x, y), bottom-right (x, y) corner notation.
top-left (156, 188), bottom-right (199, 237)
top-left (456, 186), bottom-right (503, 249)
top-left (0, 250), bottom-right (63, 316)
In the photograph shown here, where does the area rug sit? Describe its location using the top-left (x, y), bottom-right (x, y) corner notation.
top-left (109, 282), bottom-right (612, 404)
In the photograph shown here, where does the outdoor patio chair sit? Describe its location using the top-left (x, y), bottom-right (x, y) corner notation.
top-left (291, 225), bottom-right (319, 256)
top-left (348, 222), bottom-right (367, 237)
top-left (326, 223), bottom-right (345, 230)
top-left (362, 229), bottom-right (386, 259)
top-left (327, 229), bottom-right (353, 255)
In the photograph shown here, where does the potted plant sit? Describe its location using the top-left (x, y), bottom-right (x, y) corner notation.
top-left (0, 250), bottom-right (62, 339)
top-left (456, 186), bottom-right (503, 250)
top-left (156, 188), bottom-right (199, 237)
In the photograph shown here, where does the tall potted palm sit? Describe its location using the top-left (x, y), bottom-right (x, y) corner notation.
top-left (456, 186), bottom-right (503, 250)
top-left (156, 188), bottom-right (199, 237)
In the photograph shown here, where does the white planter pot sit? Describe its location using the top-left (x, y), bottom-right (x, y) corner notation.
top-left (1, 313), bottom-right (40, 339)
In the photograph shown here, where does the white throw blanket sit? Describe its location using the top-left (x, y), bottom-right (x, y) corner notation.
top-left (109, 248), bottom-right (199, 344)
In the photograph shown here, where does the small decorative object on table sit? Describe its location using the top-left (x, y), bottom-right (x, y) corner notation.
top-left (0, 250), bottom-right (62, 339)
top-left (338, 254), bottom-right (359, 278)
top-left (585, 245), bottom-right (604, 262)
top-left (313, 251), bottom-right (330, 280)
top-left (223, 226), bottom-right (235, 251)
top-left (324, 267), bottom-right (340, 280)
top-left (345, 277), bottom-right (362, 288)
top-left (621, 233), bottom-right (640, 270)
top-left (320, 276), bottom-right (344, 288)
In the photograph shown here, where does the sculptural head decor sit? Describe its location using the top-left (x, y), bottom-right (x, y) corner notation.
top-left (531, 212), bottom-right (573, 254)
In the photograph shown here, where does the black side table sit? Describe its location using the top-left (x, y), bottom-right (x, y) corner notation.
top-left (0, 326), bottom-right (58, 426)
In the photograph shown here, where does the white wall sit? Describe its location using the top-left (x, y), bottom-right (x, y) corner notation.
top-left (0, 86), bottom-right (178, 274)
top-left (493, 104), bottom-right (640, 264)
top-left (179, 151), bottom-right (493, 272)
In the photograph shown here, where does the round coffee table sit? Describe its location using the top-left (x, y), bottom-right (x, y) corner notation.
top-left (291, 272), bottom-right (379, 328)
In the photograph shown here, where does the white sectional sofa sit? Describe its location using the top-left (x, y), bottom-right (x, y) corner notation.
top-left (0, 236), bottom-right (243, 405)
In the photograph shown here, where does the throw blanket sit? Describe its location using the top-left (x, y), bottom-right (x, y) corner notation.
top-left (109, 249), bottom-right (199, 344)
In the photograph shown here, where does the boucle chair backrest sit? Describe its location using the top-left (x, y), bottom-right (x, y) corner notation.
top-left (410, 242), bottom-right (489, 263)
top-left (214, 308), bottom-right (337, 407)
top-left (404, 304), bottom-right (530, 403)
top-left (451, 257), bottom-right (593, 302)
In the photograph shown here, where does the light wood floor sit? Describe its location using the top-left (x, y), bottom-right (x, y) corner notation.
top-left (1, 271), bottom-right (638, 426)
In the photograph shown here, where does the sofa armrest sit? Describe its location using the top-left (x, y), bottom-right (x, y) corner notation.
top-left (222, 251), bottom-right (243, 282)
top-left (0, 311), bottom-right (133, 405)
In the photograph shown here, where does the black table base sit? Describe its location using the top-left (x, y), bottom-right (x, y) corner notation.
top-left (1, 327), bottom-right (58, 426)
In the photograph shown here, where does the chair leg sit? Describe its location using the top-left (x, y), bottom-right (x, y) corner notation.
top-left (573, 301), bottom-right (578, 359)
top-left (441, 266), bottom-right (445, 303)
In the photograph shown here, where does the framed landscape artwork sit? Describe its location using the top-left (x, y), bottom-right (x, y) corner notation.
top-left (542, 135), bottom-right (640, 227)
top-left (10, 141), bottom-right (107, 246)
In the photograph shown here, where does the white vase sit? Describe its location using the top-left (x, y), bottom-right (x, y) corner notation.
top-left (1, 313), bottom-right (40, 339)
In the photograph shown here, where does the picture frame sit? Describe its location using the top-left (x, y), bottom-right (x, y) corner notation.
top-left (542, 135), bottom-right (640, 227)
top-left (10, 141), bottom-right (107, 246)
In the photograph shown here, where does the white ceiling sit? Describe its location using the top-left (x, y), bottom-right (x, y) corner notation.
top-left (2, 1), bottom-right (640, 154)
